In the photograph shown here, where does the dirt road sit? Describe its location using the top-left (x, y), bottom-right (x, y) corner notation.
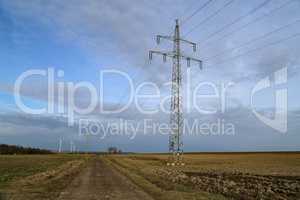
top-left (58, 157), bottom-right (153, 200)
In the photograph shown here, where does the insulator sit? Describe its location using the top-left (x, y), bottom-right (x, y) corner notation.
top-left (199, 61), bottom-right (203, 70)
top-left (163, 54), bottom-right (167, 62)
top-left (193, 44), bottom-right (197, 52)
top-left (149, 52), bottom-right (153, 60)
top-left (156, 36), bottom-right (160, 45)
top-left (187, 58), bottom-right (191, 67)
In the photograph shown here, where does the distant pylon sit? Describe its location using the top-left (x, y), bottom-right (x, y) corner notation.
top-left (73, 143), bottom-right (76, 153)
top-left (149, 19), bottom-right (202, 165)
top-left (70, 140), bottom-right (73, 153)
top-left (58, 137), bottom-right (63, 153)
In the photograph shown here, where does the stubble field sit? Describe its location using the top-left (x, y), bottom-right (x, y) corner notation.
top-left (0, 153), bottom-right (299, 200)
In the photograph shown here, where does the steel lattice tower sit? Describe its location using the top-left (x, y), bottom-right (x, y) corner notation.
top-left (149, 19), bottom-right (202, 165)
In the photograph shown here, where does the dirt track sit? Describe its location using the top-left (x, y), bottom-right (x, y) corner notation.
top-left (58, 157), bottom-right (153, 200)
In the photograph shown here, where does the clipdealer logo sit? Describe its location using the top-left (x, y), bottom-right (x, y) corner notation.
top-left (13, 67), bottom-right (289, 137)
top-left (251, 67), bottom-right (288, 133)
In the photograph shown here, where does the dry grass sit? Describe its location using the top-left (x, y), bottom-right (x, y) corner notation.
top-left (0, 154), bottom-right (86, 187)
top-left (0, 154), bottom-right (89, 200)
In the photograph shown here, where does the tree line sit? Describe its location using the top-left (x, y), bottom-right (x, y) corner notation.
top-left (0, 144), bottom-right (53, 154)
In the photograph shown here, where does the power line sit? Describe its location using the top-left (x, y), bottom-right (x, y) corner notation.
top-left (176, 0), bottom-right (202, 21)
top-left (180, 0), bottom-right (214, 26)
top-left (201, 0), bottom-right (295, 49)
top-left (113, 0), bottom-right (211, 108)
top-left (197, 0), bottom-right (272, 45)
top-left (183, 0), bottom-right (236, 37)
top-left (205, 32), bottom-right (300, 67)
top-left (113, 0), bottom-right (216, 109)
top-left (112, 0), bottom-right (290, 107)
top-left (203, 19), bottom-right (300, 61)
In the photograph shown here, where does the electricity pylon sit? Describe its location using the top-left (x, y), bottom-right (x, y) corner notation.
top-left (149, 19), bottom-right (202, 165)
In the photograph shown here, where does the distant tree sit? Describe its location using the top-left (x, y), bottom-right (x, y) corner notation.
top-left (107, 147), bottom-right (122, 154)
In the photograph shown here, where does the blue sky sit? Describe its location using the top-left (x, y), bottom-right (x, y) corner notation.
top-left (0, 0), bottom-right (300, 152)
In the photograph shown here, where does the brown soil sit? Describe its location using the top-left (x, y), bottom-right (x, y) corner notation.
top-left (156, 168), bottom-right (300, 200)
top-left (58, 157), bottom-right (154, 200)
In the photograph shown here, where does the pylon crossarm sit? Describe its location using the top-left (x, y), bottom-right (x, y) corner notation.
top-left (180, 54), bottom-right (203, 69)
top-left (178, 39), bottom-right (196, 52)
top-left (149, 50), bottom-right (175, 63)
top-left (157, 35), bottom-right (174, 44)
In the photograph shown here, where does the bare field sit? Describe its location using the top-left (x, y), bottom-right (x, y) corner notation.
top-left (105, 153), bottom-right (300, 200)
